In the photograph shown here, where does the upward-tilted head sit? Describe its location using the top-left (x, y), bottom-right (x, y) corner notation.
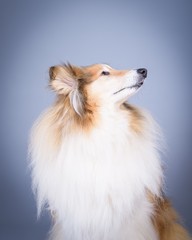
top-left (49, 63), bottom-right (147, 116)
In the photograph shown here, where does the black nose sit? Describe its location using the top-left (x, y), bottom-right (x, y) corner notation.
top-left (137, 68), bottom-right (147, 78)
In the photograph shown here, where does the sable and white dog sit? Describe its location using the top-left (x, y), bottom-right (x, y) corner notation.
top-left (29, 63), bottom-right (191, 240)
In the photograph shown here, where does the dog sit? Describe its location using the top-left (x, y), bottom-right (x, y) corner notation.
top-left (29, 63), bottom-right (191, 240)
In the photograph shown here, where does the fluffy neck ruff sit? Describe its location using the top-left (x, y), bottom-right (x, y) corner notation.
top-left (30, 99), bottom-right (163, 240)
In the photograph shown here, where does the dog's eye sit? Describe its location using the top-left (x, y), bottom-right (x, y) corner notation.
top-left (101, 71), bottom-right (110, 76)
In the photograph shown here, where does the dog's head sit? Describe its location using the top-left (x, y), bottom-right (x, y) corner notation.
top-left (49, 63), bottom-right (147, 116)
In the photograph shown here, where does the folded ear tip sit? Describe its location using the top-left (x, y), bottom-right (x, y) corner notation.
top-left (49, 66), bottom-right (56, 79)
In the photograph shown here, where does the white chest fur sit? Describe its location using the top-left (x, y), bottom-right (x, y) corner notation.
top-left (31, 107), bottom-right (162, 240)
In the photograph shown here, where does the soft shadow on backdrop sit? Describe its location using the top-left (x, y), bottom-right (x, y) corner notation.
top-left (0, 0), bottom-right (192, 239)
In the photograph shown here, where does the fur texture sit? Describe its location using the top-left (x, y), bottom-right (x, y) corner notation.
top-left (29, 63), bottom-right (191, 240)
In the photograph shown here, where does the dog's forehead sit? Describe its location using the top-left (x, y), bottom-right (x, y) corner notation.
top-left (102, 64), bottom-right (112, 70)
top-left (83, 64), bottom-right (112, 73)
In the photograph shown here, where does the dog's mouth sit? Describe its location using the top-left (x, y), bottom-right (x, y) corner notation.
top-left (113, 80), bottom-right (144, 95)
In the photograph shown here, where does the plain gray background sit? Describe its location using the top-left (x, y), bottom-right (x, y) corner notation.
top-left (0, 0), bottom-right (192, 239)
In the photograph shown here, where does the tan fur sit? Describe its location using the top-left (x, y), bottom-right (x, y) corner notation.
top-left (109, 68), bottom-right (129, 77)
top-left (122, 103), bottom-right (145, 135)
top-left (148, 192), bottom-right (191, 240)
top-left (53, 95), bottom-right (99, 134)
top-left (49, 64), bottom-right (102, 133)
top-left (48, 63), bottom-right (131, 134)
top-left (83, 64), bottom-right (105, 81)
top-left (83, 64), bottom-right (129, 79)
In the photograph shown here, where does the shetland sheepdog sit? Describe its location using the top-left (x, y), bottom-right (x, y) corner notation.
top-left (29, 63), bottom-right (191, 240)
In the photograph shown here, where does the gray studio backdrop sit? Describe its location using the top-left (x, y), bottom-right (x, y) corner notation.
top-left (0, 0), bottom-right (192, 239)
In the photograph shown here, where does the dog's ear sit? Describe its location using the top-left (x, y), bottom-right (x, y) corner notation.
top-left (49, 65), bottom-right (78, 95)
top-left (49, 64), bottom-right (84, 116)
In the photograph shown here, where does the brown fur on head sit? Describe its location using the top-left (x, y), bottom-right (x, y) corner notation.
top-left (49, 63), bottom-right (147, 117)
top-left (48, 63), bottom-right (150, 135)
top-left (49, 63), bottom-right (107, 116)
top-left (49, 64), bottom-right (103, 133)
top-left (49, 64), bottom-right (86, 116)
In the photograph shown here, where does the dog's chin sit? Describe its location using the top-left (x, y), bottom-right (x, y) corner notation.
top-left (126, 81), bottom-right (144, 90)
top-left (124, 84), bottom-right (143, 99)
top-left (112, 84), bottom-right (144, 104)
